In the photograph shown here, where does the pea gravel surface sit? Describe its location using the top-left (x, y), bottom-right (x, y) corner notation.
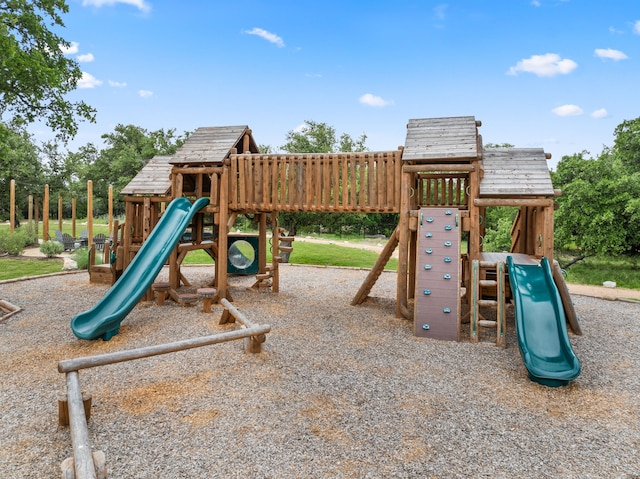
top-left (1, 265), bottom-right (639, 479)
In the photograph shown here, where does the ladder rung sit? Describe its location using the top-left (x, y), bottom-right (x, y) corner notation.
top-left (478, 320), bottom-right (497, 328)
top-left (478, 299), bottom-right (497, 307)
top-left (479, 280), bottom-right (497, 288)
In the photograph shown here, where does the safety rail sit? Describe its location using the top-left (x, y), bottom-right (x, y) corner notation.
top-left (416, 173), bottom-right (469, 207)
top-left (57, 322), bottom-right (270, 479)
top-left (229, 150), bottom-right (403, 213)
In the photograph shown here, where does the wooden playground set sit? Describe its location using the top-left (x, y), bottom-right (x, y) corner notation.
top-left (43, 115), bottom-right (586, 477)
top-left (90, 115), bottom-right (580, 344)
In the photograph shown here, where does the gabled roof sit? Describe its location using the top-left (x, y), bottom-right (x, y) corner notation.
top-left (170, 125), bottom-right (258, 165)
top-left (402, 116), bottom-right (480, 162)
top-left (120, 155), bottom-right (173, 195)
top-left (480, 148), bottom-right (555, 197)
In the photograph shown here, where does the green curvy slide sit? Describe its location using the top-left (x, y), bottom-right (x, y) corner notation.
top-left (71, 197), bottom-right (210, 341)
top-left (506, 256), bottom-right (581, 387)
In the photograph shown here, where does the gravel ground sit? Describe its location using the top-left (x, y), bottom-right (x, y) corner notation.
top-left (1, 264), bottom-right (639, 479)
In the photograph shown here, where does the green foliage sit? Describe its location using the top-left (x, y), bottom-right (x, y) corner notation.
top-left (72, 247), bottom-right (90, 269)
top-left (613, 117), bottom-right (640, 171)
top-left (39, 240), bottom-right (64, 257)
top-left (0, 121), bottom-right (45, 220)
top-left (553, 151), bottom-right (640, 257)
top-left (483, 207), bottom-right (517, 252)
top-left (0, 259), bottom-right (62, 280)
top-left (278, 120), bottom-right (370, 235)
top-left (0, 0), bottom-right (96, 140)
top-left (0, 226), bottom-right (36, 255)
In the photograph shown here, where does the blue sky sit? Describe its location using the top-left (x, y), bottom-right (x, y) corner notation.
top-left (44, 0), bottom-right (640, 168)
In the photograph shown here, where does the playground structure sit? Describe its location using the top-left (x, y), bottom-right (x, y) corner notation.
top-left (74, 116), bottom-right (581, 380)
top-left (56, 116), bottom-right (586, 476)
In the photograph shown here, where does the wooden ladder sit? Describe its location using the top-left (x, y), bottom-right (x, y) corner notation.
top-left (470, 259), bottom-right (507, 348)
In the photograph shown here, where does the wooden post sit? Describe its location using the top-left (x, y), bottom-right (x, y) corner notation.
top-left (215, 164), bottom-right (230, 302)
top-left (9, 179), bottom-right (15, 232)
top-left (396, 168), bottom-right (412, 319)
top-left (28, 194), bottom-right (33, 229)
top-left (65, 371), bottom-right (98, 479)
top-left (43, 184), bottom-right (50, 241)
top-left (34, 196), bottom-right (39, 237)
top-left (87, 181), bottom-right (93, 246)
top-left (258, 213), bottom-right (267, 275)
top-left (58, 195), bottom-right (63, 232)
top-left (72, 197), bottom-right (77, 238)
top-left (108, 185), bottom-right (113, 236)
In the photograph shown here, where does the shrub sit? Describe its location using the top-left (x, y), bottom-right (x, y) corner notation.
top-left (0, 228), bottom-right (34, 255)
top-left (40, 240), bottom-right (64, 258)
top-left (72, 247), bottom-right (91, 270)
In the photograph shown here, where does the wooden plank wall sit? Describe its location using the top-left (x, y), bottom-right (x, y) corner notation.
top-left (229, 151), bottom-right (402, 213)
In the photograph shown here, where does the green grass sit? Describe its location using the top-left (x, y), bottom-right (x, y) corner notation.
top-left (0, 221), bottom-right (112, 244)
top-left (559, 256), bottom-right (640, 289)
top-left (0, 259), bottom-right (63, 281)
top-left (182, 240), bottom-right (398, 270)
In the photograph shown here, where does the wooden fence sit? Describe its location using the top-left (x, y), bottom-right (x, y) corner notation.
top-left (228, 150), bottom-right (403, 213)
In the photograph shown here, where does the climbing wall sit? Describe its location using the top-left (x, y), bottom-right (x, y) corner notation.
top-left (414, 207), bottom-right (461, 340)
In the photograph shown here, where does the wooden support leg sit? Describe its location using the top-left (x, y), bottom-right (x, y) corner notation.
top-left (58, 391), bottom-right (92, 427)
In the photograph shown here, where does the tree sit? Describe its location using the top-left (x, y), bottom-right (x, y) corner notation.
top-left (80, 124), bottom-right (189, 215)
top-left (553, 151), bottom-right (640, 264)
top-left (278, 121), bottom-right (370, 236)
top-left (0, 120), bottom-right (44, 221)
top-left (612, 117), bottom-right (640, 171)
top-left (0, 0), bottom-right (95, 140)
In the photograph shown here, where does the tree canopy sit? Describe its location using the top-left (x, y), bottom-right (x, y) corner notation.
top-left (553, 117), bottom-right (640, 260)
top-left (0, 0), bottom-right (95, 140)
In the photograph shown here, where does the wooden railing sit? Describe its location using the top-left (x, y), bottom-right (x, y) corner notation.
top-left (416, 173), bottom-right (469, 207)
top-left (229, 151), bottom-right (403, 213)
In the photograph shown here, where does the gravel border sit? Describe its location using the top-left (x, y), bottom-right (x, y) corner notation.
top-left (1, 264), bottom-right (639, 478)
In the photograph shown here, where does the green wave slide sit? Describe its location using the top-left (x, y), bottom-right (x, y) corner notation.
top-left (507, 256), bottom-right (581, 387)
top-left (71, 197), bottom-right (210, 341)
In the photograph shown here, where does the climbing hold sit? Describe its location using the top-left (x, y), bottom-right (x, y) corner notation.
top-left (425, 232), bottom-right (433, 238)
top-left (443, 273), bottom-right (452, 280)
top-left (424, 264), bottom-right (432, 270)
top-left (444, 241), bottom-right (452, 247)
top-left (445, 210), bottom-right (452, 215)
top-left (425, 248), bottom-right (433, 254)
top-left (422, 324), bottom-right (430, 330)
top-left (443, 307), bottom-right (451, 313)
top-left (445, 225), bottom-right (452, 231)
top-left (423, 289), bottom-right (431, 295)
top-left (426, 217), bottom-right (434, 223)
top-left (444, 257), bottom-right (452, 263)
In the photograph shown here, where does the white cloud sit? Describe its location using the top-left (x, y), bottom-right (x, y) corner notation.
top-left (138, 89), bottom-right (153, 98)
top-left (634, 20), bottom-right (640, 35)
top-left (531, 0), bottom-right (541, 6)
top-left (434, 4), bottom-right (447, 20)
top-left (507, 53), bottom-right (577, 77)
top-left (76, 53), bottom-right (95, 63)
top-left (592, 108), bottom-right (608, 119)
top-left (78, 72), bottom-right (102, 89)
top-left (594, 48), bottom-right (628, 61)
top-left (60, 42), bottom-right (79, 55)
top-left (552, 104), bottom-right (583, 117)
top-left (82, 0), bottom-right (151, 13)
top-left (244, 28), bottom-right (285, 48)
top-left (359, 93), bottom-right (393, 107)
top-left (304, 73), bottom-right (322, 78)
top-left (108, 80), bottom-right (127, 87)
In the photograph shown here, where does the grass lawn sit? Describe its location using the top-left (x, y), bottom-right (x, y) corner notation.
top-left (182, 240), bottom-right (398, 270)
top-left (0, 259), bottom-right (63, 281)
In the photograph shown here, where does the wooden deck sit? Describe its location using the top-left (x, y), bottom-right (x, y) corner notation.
top-left (481, 252), bottom-right (539, 265)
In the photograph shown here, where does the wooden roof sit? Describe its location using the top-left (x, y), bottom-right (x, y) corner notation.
top-left (170, 126), bottom-right (258, 165)
top-left (479, 148), bottom-right (555, 197)
top-left (402, 116), bottom-right (480, 162)
top-left (120, 155), bottom-right (173, 195)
